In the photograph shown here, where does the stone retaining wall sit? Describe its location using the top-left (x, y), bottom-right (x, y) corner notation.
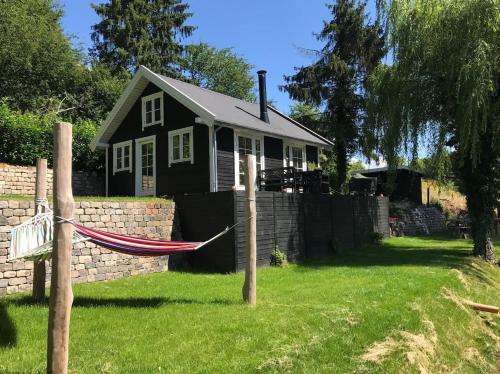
top-left (0, 199), bottom-right (179, 296)
top-left (0, 163), bottom-right (105, 196)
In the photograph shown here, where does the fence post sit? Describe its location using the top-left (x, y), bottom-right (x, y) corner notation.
top-left (47, 122), bottom-right (74, 374)
top-left (32, 158), bottom-right (47, 303)
top-left (242, 154), bottom-right (256, 305)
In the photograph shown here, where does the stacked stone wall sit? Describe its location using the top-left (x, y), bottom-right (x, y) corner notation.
top-left (0, 163), bottom-right (104, 196)
top-left (0, 199), bottom-right (179, 296)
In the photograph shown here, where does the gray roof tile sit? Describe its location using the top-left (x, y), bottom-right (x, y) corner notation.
top-left (158, 74), bottom-right (332, 146)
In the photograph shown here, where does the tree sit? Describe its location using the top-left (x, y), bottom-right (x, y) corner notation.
top-left (91, 0), bottom-right (195, 77)
top-left (365, 0), bottom-right (500, 262)
top-left (281, 0), bottom-right (385, 192)
top-left (0, 0), bottom-right (82, 113)
top-left (289, 102), bottom-right (324, 136)
top-left (71, 61), bottom-right (129, 122)
top-left (182, 43), bottom-right (256, 101)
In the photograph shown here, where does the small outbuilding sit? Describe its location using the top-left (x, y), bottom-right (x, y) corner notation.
top-left (353, 166), bottom-right (423, 205)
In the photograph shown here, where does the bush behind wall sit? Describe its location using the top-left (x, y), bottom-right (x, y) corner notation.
top-left (0, 103), bottom-right (103, 172)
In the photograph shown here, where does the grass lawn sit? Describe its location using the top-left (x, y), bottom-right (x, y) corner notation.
top-left (0, 235), bottom-right (499, 373)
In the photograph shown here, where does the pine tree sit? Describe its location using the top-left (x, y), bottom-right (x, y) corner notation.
top-left (281, 0), bottom-right (385, 191)
top-left (90, 0), bottom-right (195, 77)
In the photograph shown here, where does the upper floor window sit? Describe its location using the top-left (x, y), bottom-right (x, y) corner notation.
top-left (113, 140), bottom-right (132, 174)
top-left (142, 92), bottom-right (163, 130)
top-left (168, 126), bottom-right (194, 166)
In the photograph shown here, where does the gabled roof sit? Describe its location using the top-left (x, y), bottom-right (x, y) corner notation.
top-left (91, 66), bottom-right (333, 150)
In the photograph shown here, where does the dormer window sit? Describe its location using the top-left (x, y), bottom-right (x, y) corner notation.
top-left (142, 92), bottom-right (163, 130)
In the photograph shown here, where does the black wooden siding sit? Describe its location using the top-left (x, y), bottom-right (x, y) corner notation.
top-left (264, 136), bottom-right (284, 170)
top-left (176, 192), bottom-right (389, 272)
top-left (215, 126), bottom-right (235, 191)
top-left (108, 82), bottom-right (210, 196)
top-left (306, 145), bottom-right (319, 166)
top-left (174, 192), bottom-right (235, 272)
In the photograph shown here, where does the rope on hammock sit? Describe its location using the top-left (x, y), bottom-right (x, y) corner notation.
top-left (8, 208), bottom-right (253, 261)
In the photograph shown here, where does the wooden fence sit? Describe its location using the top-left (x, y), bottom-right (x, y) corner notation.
top-left (175, 192), bottom-right (389, 272)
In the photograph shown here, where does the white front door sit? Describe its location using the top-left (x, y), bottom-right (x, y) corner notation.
top-left (135, 135), bottom-right (156, 196)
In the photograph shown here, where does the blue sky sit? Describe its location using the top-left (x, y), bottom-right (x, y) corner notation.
top-left (59, 0), bottom-right (378, 113)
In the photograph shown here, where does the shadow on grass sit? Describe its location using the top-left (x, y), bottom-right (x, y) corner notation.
top-left (297, 236), bottom-right (496, 285)
top-left (0, 302), bottom-right (17, 348)
top-left (6, 296), bottom-right (236, 309)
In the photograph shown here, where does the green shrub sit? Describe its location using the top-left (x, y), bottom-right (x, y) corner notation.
top-left (371, 232), bottom-right (384, 244)
top-left (0, 103), bottom-right (103, 171)
top-left (270, 246), bottom-right (288, 267)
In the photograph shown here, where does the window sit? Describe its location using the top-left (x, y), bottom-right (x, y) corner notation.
top-left (168, 126), bottom-right (194, 166)
top-left (112, 140), bottom-right (132, 174)
top-left (142, 92), bottom-right (163, 129)
top-left (235, 134), bottom-right (264, 188)
top-left (284, 143), bottom-right (306, 171)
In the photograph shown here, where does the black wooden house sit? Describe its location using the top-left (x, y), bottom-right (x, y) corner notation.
top-left (91, 66), bottom-right (333, 196)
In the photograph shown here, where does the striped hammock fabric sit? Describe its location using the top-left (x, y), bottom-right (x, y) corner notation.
top-left (9, 212), bottom-right (233, 261)
top-left (9, 213), bottom-right (88, 261)
top-left (73, 224), bottom-right (204, 257)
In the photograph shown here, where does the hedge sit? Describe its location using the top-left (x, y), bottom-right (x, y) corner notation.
top-left (0, 103), bottom-right (103, 171)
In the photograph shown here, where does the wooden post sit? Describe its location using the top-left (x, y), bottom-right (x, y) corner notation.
top-left (47, 122), bottom-right (74, 374)
top-left (32, 159), bottom-right (47, 303)
top-left (242, 154), bottom-right (257, 305)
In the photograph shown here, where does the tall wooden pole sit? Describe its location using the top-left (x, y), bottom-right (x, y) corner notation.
top-left (47, 122), bottom-right (74, 374)
top-left (32, 159), bottom-right (48, 303)
top-left (242, 154), bottom-right (257, 305)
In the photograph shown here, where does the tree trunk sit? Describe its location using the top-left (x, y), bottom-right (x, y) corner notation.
top-left (47, 122), bottom-right (74, 374)
top-left (335, 141), bottom-right (347, 193)
top-left (458, 148), bottom-right (497, 264)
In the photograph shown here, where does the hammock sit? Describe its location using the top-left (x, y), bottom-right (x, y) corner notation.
top-left (9, 210), bottom-right (238, 261)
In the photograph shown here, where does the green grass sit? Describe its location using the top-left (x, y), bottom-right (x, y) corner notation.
top-left (0, 235), bottom-right (499, 373)
top-left (0, 195), bottom-right (168, 202)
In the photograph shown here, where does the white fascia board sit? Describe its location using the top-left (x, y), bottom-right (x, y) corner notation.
top-left (90, 65), bottom-right (217, 151)
top-left (90, 70), bottom-right (146, 151)
top-left (213, 120), bottom-right (329, 149)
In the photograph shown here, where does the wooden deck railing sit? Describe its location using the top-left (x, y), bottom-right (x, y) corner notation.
top-left (257, 167), bottom-right (329, 193)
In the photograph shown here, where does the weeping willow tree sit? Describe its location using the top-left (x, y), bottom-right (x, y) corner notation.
top-left (365, 0), bottom-right (500, 262)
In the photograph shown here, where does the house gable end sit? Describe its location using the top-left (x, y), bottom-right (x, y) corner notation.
top-left (91, 66), bottom-right (216, 150)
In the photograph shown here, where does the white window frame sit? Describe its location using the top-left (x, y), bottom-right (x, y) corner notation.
top-left (135, 135), bottom-right (156, 197)
top-left (234, 131), bottom-right (265, 190)
top-left (283, 142), bottom-right (307, 171)
top-left (141, 92), bottom-right (164, 130)
top-left (168, 126), bottom-right (194, 166)
top-left (112, 140), bottom-right (133, 175)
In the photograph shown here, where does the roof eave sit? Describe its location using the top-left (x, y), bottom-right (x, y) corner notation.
top-left (90, 65), bottom-right (217, 151)
top-left (267, 105), bottom-right (334, 147)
